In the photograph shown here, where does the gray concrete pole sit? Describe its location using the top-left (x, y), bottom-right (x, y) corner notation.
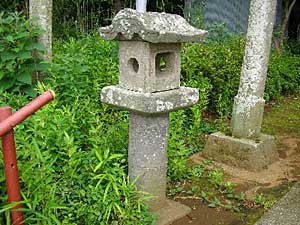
top-left (29, 0), bottom-right (52, 62)
top-left (231, 0), bottom-right (277, 139)
top-left (128, 113), bottom-right (168, 208)
top-left (136, 0), bottom-right (147, 12)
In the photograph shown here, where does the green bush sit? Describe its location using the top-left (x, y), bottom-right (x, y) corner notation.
top-left (0, 12), bottom-right (48, 96)
top-left (181, 37), bottom-right (244, 116)
top-left (286, 41), bottom-right (300, 55)
top-left (266, 53), bottom-right (300, 101)
top-left (182, 37), bottom-right (300, 116)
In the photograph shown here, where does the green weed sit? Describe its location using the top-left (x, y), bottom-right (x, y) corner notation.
top-left (0, 13), bottom-right (48, 96)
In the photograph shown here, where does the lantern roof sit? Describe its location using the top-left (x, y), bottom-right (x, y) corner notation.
top-left (100, 9), bottom-right (207, 43)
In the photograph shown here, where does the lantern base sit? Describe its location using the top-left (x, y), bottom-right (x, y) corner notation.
top-left (152, 199), bottom-right (191, 225)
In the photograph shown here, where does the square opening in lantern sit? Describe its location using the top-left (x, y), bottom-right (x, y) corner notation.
top-left (155, 52), bottom-right (175, 76)
top-left (119, 41), bottom-right (181, 93)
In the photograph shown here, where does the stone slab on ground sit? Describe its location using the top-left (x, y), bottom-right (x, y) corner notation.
top-left (255, 182), bottom-right (300, 225)
top-left (155, 199), bottom-right (191, 225)
top-left (202, 132), bottom-right (279, 172)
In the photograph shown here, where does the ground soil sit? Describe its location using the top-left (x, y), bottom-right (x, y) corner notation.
top-left (173, 199), bottom-right (245, 225)
top-left (191, 135), bottom-right (300, 189)
top-left (171, 96), bottom-right (300, 225)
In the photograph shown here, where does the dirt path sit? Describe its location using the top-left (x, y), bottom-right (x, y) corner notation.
top-left (171, 96), bottom-right (300, 225)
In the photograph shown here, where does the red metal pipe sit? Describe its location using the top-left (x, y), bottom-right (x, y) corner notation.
top-left (0, 107), bottom-right (24, 225)
top-left (0, 90), bottom-right (55, 137)
top-left (0, 90), bottom-right (55, 224)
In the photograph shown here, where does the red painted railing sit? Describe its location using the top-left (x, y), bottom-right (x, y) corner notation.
top-left (0, 90), bottom-right (55, 225)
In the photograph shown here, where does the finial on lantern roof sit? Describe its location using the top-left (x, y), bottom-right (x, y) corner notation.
top-left (100, 8), bottom-right (207, 43)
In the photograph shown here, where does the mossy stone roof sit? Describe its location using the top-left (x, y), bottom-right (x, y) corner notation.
top-left (100, 9), bottom-right (207, 43)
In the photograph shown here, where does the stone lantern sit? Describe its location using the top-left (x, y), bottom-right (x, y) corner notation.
top-left (100, 9), bottom-right (207, 225)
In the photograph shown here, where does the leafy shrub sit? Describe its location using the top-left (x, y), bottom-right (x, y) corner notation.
top-left (0, 12), bottom-right (48, 96)
top-left (181, 37), bottom-right (244, 116)
top-left (182, 37), bottom-right (300, 116)
top-left (266, 53), bottom-right (300, 101)
top-left (285, 40), bottom-right (300, 55)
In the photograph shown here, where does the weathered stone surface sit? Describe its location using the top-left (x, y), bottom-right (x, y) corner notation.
top-left (128, 113), bottom-right (168, 200)
top-left (231, 96), bottom-right (265, 138)
top-left (202, 132), bottom-right (279, 172)
top-left (231, 0), bottom-right (277, 139)
top-left (119, 42), bottom-right (181, 92)
top-left (255, 183), bottom-right (300, 225)
top-left (100, 8), bottom-right (207, 43)
top-left (100, 86), bottom-right (199, 114)
top-left (128, 113), bottom-right (191, 225)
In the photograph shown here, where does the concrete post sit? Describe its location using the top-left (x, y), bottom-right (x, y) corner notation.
top-left (100, 9), bottom-right (207, 224)
top-left (231, 0), bottom-right (277, 139)
top-left (202, 0), bottom-right (279, 171)
top-left (29, 0), bottom-right (52, 62)
top-left (128, 113), bottom-right (169, 204)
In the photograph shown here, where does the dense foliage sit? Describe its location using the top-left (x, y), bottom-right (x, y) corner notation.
top-left (0, 13), bottom-right (48, 95)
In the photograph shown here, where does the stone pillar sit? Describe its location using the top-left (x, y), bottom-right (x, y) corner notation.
top-left (202, 0), bottom-right (279, 171)
top-left (231, 0), bottom-right (277, 139)
top-left (128, 113), bottom-right (169, 204)
top-left (29, 0), bottom-right (52, 62)
top-left (100, 9), bottom-right (207, 224)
